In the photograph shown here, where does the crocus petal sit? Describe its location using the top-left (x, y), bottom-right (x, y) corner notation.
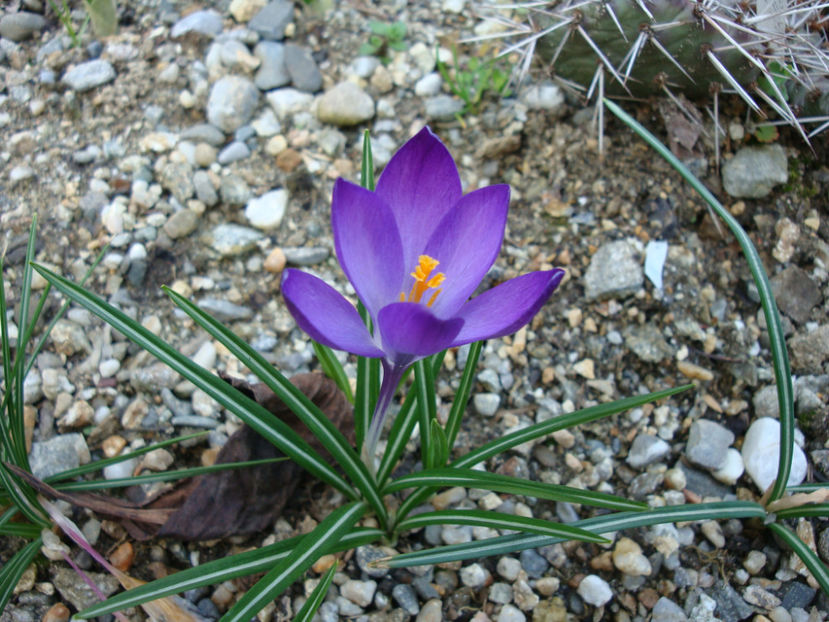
top-left (332, 178), bottom-right (405, 316)
top-left (450, 269), bottom-right (566, 346)
top-left (375, 127), bottom-right (463, 270)
top-left (376, 302), bottom-right (464, 365)
top-left (281, 269), bottom-right (384, 358)
top-left (422, 184), bottom-right (510, 316)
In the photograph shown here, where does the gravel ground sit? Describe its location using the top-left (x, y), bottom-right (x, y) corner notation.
top-left (1, 1), bottom-right (829, 621)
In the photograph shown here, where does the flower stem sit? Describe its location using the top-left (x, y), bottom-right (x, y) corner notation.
top-left (362, 361), bottom-right (406, 477)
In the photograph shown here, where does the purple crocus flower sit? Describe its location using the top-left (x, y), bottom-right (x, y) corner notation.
top-left (282, 127), bottom-right (564, 466)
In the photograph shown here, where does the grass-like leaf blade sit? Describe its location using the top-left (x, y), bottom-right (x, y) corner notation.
top-left (396, 509), bottom-right (609, 543)
top-left (79, 527), bottom-right (382, 617)
top-left (53, 458), bottom-right (285, 491)
top-left (221, 502), bottom-right (366, 622)
top-left (414, 357), bottom-right (437, 469)
top-left (312, 341), bottom-right (353, 404)
top-left (0, 537), bottom-right (42, 612)
top-left (382, 501), bottom-right (766, 567)
top-left (444, 340), bottom-right (482, 449)
top-left (773, 504), bottom-right (829, 519)
top-left (33, 264), bottom-right (356, 502)
top-left (767, 522), bottom-right (829, 595)
top-left (604, 98), bottom-right (793, 502)
top-left (294, 564), bottom-right (337, 622)
top-left (385, 468), bottom-right (645, 511)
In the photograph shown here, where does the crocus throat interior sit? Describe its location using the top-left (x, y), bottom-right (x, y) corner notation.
top-left (400, 254), bottom-right (445, 307)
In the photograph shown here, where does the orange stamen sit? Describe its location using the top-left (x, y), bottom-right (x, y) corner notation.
top-left (400, 255), bottom-right (445, 306)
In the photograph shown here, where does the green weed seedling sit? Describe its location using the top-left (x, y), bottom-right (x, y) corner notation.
top-left (359, 20), bottom-right (407, 64)
top-left (437, 46), bottom-right (512, 117)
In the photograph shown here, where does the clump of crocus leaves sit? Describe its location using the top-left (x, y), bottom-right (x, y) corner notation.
top-left (31, 122), bottom-right (829, 621)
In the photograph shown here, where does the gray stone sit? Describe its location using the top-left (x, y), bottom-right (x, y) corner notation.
top-left (770, 265), bottom-right (822, 324)
top-left (722, 144), bottom-right (788, 198)
top-left (206, 75), bottom-right (260, 133)
top-left (163, 209), bottom-right (199, 239)
top-left (651, 597), bottom-right (688, 622)
top-left (282, 246), bottom-right (329, 265)
top-left (624, 324), bottom-right (675, 363)
top-left (29, 434), bottom-right (90, 479)
top-left (197, 298), bottom-right (253, 321)
top-left (709, 580), bottom-right (754, 622)
top-left (519, 548), bottom-right (549, 578)
top-left (205, 223), bottom-right (262, 256)
top-left (217, 140), bottom-right (251, 164)
top-left (788, 324), bottom-right (829, 371)
top-left (52, 567), bottom-right (119, 611)
top-left (583, 240), bottom-right (644, 301)
top-left (283, 43), bottom-right (322, 92)
top-left (157, 162), bottom-right (194, 203)
top-left (489, 582), bottom-right (513, 604)
top-left (340, 579), bottom-right (376, 607)
top-left (171, 415), bottom-right (220, 428)
top-left (629, 471), bottom-right (664, 499)
top-left (780, 581), bottom-right (816, 610)
top-left (392, 584), bottom-right (420, 615)
top-left (753, 384), bottom-right (781, 418)
top-left (521, 82), bottom-right (565, 113)
top-left (72, 145), bottom-right (101, 164)
top-left (424, 95), bottom-right (464, 121)
top-left (253, 41), bottom-right (290, 90)
top-left (686, 419), bottom-right (734, 470)
top-left (0, 12), bottom-right (46, 41)
top-left (474, 392), bottom-right (500, 416)
top-left (477, 368), bottom-right (501, 392)
top-left (266, 87), bottom-right (314, 119)
top-left (131, 363), bottom-right (179, 391)
top-left (317, 128), bottom-right (346, 156)
top-left (248, 0), bottom-right (293, 40)
top-left (415, 72), bottom-right (443, 97)
top-left (626, 434), bottom-right (671, 468)
top-left (251, 108), bottom-right (281, 137)
top-left (219, 174), bottom-right (251, 206)
top-left (355, 545), bottom-right (390, 579)
top-left (62, 59), bottom-right (116, 91)
top-left (170, 9), bottom-right (223, 38)
top-left (193, 170), bottom-right (218, 206)
top-left (317, 82), bottom-right (375, 126)
top-left (348, 56), bottom-right (381, 79)
top-left (180, 123), bottom-right (226, 146)
top-left (812, 449), bottom-right (829, 479)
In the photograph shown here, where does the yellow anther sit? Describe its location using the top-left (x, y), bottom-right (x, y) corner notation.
top-left (401, 254), bottom-right (445, 306)
top-left (427, 289), bottom-right (441, 307)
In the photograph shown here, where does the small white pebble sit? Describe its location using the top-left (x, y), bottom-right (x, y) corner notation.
top-left (743, 550), bottom-right (767, 575)
top-left (701, 520), bottom-right (725, 548)
top-left (340, 579), bottom-right (376, 607)
top-left (496, 557), bottom-right (521, 582)
top-left (103, 458), bottom-right (137, 480)
top-left (460, 563), bottom-right (490, 588)
top-left (497, 604), bottom-right (526, 622)
top-left (769, 606), bottom-right (792, 622)
top-left (577, 574), bottom-right (613, 606)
